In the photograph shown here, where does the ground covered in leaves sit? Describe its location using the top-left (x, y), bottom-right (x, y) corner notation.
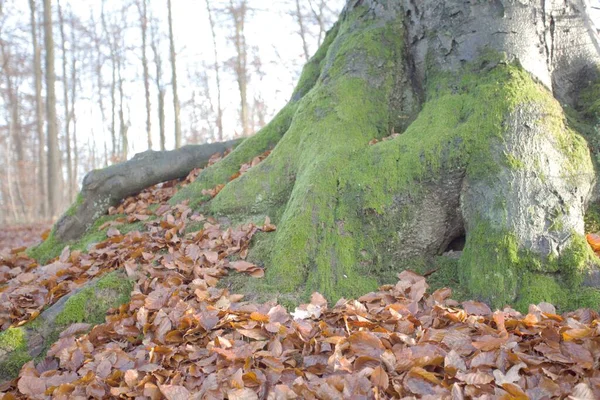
top-left (1, 152), bottom-right (600, 399)
top-left (0, 223), bottom-right (51, 255)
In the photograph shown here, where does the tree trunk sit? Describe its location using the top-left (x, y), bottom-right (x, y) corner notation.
top-left (44, 0), bottom-right (61, 218)
top-left (149, 8), bottom-right (166, 150)
top-left (101, 0), bottom-right (117, 161)
top-left (70, 15), bottom-right (78, 197)
top-left (137, 0), bottom-right (152, 150)
top-left (205, 0), bottom-right (224, 142)
top-left (228, 0), bottom-right (250, 137)
top-left (167, 0), bottom-right (181, 148)
top-left (28, 0), bottom-right (48, 219)
top-left (169, 0), bottom-right (600, 311)
top-left (57, 0), bottom-right (73, 205)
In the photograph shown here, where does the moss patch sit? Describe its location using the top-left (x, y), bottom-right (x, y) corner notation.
top-left (515, 272), bottom-right (600, 313)
top-left (0, 327), bottom-right (30, 381)
top-left (0, 272), bottom-right (133, 382)
top-left (461, 219), bottom-right (599, 309)
top-left (27, 215), bottom-right (147, 265)
top-left (55, 271), bottom-right (134, 327)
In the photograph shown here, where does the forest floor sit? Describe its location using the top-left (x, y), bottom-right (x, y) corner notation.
top-left (0, 223), bottom-right (50, 254)
top-left (1, 152), bottom-right (600, 399)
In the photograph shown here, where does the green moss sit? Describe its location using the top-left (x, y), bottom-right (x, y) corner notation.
top-left (55, 271), bottom-right (134, 327)
top-left (579, 75), bottom-right (600, 120)
top-left (0, 272), bottom-right (133, 381)
top-left (208, 5), bottom-right (408, 301)
top-left (461, 218), bottom-right (598, 309)
top-left (27, 215), bottom-right (147, 264)
top-left (459, 222), bottom-right (521, 308)
top-left (27, 228), bottom-right (63, 265)
top-left (0, 327), bottom-right (31, 381)
top-left (64, 193), bottom-right (84, 217)
top-left (505, 153), bottom-right (525, 170)
top-left (515, 273), bottom-right (600, 313)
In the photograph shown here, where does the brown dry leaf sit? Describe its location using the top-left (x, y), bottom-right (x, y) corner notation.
top-left (348, 331), bottom-right (385, 358)
top-left (370, 365), bottom-right (389, 390)
top-left (159, 384), bottom-right (191, 400)
top-left (456, 371), bottom-right (494, 385)
top-left (228, 388), bottom-right (259, 400)
top-left (17, 376), bottom-right (46, 398)
top-left (462, 300), bottom-right (492, 316)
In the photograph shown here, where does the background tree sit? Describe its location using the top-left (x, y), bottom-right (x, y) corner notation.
top-left (167, 0), bottom-right (181, 148)
top-left (149, 6), bottom-right (165, 151)
top-left (28, 0), bottom-right (47, 218)
top-left (136, 0), bottom-right (152, 150)
top-left (0, 0), bottom-right (346, 224)
top-left (226, 0), bottom-right (250, 137)
top-left (205, 0), bottom-right (223, 142)
top-left (43, 0), bottom-right (61, 218)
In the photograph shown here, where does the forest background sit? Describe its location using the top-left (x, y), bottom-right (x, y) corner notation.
top-left (0, 0), bottom-right (344, 223)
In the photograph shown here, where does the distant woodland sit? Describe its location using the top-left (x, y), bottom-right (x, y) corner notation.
top-left (0, 0), bottom-right (341, 223)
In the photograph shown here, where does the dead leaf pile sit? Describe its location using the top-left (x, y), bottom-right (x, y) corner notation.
top-left (2, 151), bottom-right (600, 398)
top-left (0, 150), bottom-right (257, 330)
top-left (3, 265), bottom-right (600, 399)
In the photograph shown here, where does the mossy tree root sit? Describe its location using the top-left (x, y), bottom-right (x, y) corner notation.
top-left (0, 271), bottom-right (133, 383)
top-left (176, 2), bottom-right (600, 310)
top-left (54, 140), bottom-right (241, 243)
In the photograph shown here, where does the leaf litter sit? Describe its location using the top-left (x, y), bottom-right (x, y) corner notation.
top-left (1, 151), bottom-right (600, 399)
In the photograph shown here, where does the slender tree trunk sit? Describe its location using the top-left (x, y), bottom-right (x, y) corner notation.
top-left (3, 140), bottom-right (19, 222)
top-left (228, 0), bottom-right (250, 137)
top-left (70, 15), bottom-right (78, 195)
top-left (167, 0), bottom-right (181, 148)
top-left (91, 11), bottom-right (107, 160)
top-left (137, 0), bottom-right (152, 150)
top-left (117, 45), bottom-right (128, 161)
top-left (294, 0), bottom-right (310, 63)
top-left (0, 41), bottom-right (28, 220)
top-left (149, 10), bottom-right (165, 150)
top-left (28, 0), bottom-right (47, 219)
top-left (205, 0), bottom-right (224, 141)
top-left (57, 0), bottom-right (73, 204)
top-left (101, 1), bottom-right (117, 161)
top-left (43, 0), bottom-right (61, 218)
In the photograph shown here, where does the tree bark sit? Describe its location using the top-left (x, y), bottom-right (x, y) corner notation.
top-left (167, 0), bottom-right (181, 148)
top-left (44, 0), bottom-right (61, 218)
